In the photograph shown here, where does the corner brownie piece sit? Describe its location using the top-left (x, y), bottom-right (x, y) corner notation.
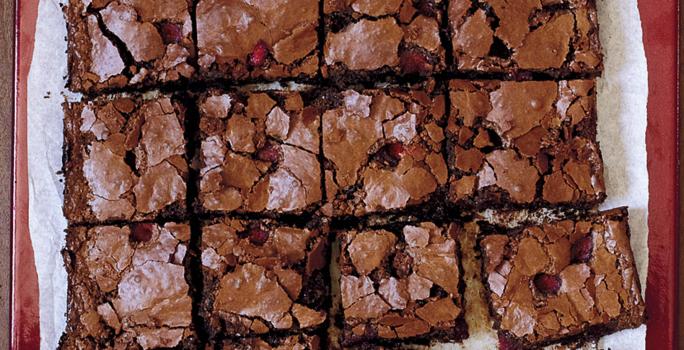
top-left (448, 0), bottom-right (602, 77)
top-left (197, 90), bottom-right (322, 216)
top-left (63, 95), bottom-right (188, 225)
top-left (479, 208), bottom-right (646, 348)
top-left (338, 222), bottom-right (467, 347)
top-left (323, 0), bottom-right (446, 82)
top-left (200, 218), bottom-right (330, 340)
top-left (322, 81), bottom-right (448, 217)
top-left (59, 222), bottom-right (196, 349)
top-left (446, 79), bottom-right (605, 210)
top-left (219, 334), bottom-right (321, 350)
top-left (66, 0), bottom-right (195, 94)
top-left (196, 0), bottom-right (320, 82)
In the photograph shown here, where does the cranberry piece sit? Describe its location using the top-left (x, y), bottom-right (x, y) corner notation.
top-left (400, 51), bottom-right (430, 75)
top-left (571, 236), bottom-right (594, 263)
top-left (248, 227), bottom-right (270, 246)
top-left (131, 223), bottom-right (154, 242)
top-left (415, 0), bottom-right (437, 17)
top-left (377, 142), bottom-right (405, 166)
top-left (533, 273), bottom-right (562, 295)
top-left (498, 334), bottom-right (521, 350)
top-left (249, 40), bottom-right (269, 67)
top-left (159, 23), bottom-right (183, 44)
top-left (257, 144), bottom-right (281, 162)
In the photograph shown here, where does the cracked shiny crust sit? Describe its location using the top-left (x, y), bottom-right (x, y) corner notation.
top-left (323, 0), bottom-right (446, 81)
top-left (449, 0), bottom-right (602, 75)
top-left (200, 218), bottom-right (329, 339)
top-left (322, 81), bottom-right (448, 217)
top-left (59, 223), bottom-right (196, 349)
top-left (66, 0), bottom-right (195, 94)
top-left (198, 90), bottom-right (322, 215)
top-left (196, 0), bottom-right (320, 81)
top-left (339, 222), bottom-right (468, 346)
top-left (446, 79), bottom-right (605, 209)
top-left (63, 95), bottom-right (188, 225)
top-left (479, 208), bottom-right (646, 348)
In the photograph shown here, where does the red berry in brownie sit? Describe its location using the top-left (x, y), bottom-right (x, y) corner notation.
top-left (159, 22), bottom-right (183, 44)
top-left (533, 273), bottom-right (561, 295)
top-left (249, 40), bottom-right (269, 67)
top-left (571, 236), bottom-right (594, 263)
top-left (248, 227), bottom-right (270, 246)
top-left (131, 223), bottom-right (154, 242)
top-left (498, 333), bottom-right (522, 350)
top-left (257, 143), bottom-right (281, 163)
top-left (400, 51), bottom-right (431, 75)
top-left (376, 142), bottom-right (406, 166)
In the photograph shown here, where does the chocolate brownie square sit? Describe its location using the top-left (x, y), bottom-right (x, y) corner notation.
top-left (322, 81), bottom-right (448, 217)
top-left (448, 0), bottom-right (602, 77)
top-left (218, 334), bottom-right (321, 349)
top-left (59, 222), bottom-right (196, 349)
top-left (196, 0), bottom-right (320, 82)
top-left (446, 79), bottom-right (606, 210)
top-left (197, 89), bottom-right (323, 216)
top-left (66, 0), bottom-right (195, 94)
top-left (338, 222), bottom-right (468, 347)
top-left (323, 0), bottom-right (446, 82)
top-left (63, 95), bottom-right (188, 225)
top-left (200, 218), bottom-right (330, 340)
top-left (478, 208), bottom-right (646, 348)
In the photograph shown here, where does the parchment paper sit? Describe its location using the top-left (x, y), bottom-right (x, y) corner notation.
top-left (26, 0), bottom-right (649, 348)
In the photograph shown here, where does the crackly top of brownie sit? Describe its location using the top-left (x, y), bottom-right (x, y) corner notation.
top-left (479, 209), bottom-right (646, 346)
top-left (68, 0), bottom-right (195, 93)
top-left (449, 0), bottom-right (602, 74)
top-left (339, 222), bottom-right (464, 342)
top-left (324, 0), bottom-right (445, 76)
top-left (198, 90), bottom-right (322, 214)
top-left (62, 223), bottom-right (193, 349)
top-left (196, 0), bottom-right (319, 79)
top-left (221, 335), bottom-right (321, 350)
top-left (322, 82), bottom-right (448, 216)
top-left (447, 79), bottom-right (605, 206)
top-left (201, 219), bottom-right (329, 335)
top-left (64, 95), bottom-right (187, 223)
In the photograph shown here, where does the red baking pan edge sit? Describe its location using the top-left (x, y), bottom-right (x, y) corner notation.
top-left (11, 0), bottom-right (680, 349)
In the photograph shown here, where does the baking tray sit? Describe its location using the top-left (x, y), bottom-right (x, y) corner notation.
top-left (11, 0), bottom-right (679, 348)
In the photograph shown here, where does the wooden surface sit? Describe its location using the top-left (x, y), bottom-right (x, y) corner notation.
top-left (1, 0), bottom-right (14, 348)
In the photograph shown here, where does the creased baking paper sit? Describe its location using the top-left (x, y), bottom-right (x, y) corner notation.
top-left (26, 0), bottom-right (648, 348)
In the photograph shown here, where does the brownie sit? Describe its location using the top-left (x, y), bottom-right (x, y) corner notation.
top-left (217, 334), bottom-right (321, 350)
top-left (200, 218), bottom-right (330, 340)
top-left (446, 79), bottom-right (606, 210)
top-left (197, 90), bottom-right (323, 216)
top-left (322, 81), bottom-right (448, 217)
top-left (478, 208), bottom-right (647, 348)
top-left (66, 0), bottom-right (195, 94)
top-left (323, 0), bottom-right (446, 82)
top-left (338, 222), bottom-right (468, 347)
top-left (196, 0), bottom-right (320, 82)
top-left (448, 0), bottom-right (602, 77)
top-left (59, 222), bottom-right (196, 349)
top-left (63, 94), bottom-right (188, 225)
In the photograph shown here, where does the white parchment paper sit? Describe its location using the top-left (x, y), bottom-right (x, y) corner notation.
top-left (26, 0), bottom-right (649, 348)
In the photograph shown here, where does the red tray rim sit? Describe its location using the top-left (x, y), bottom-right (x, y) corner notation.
top-left (11, 0), bottom-right (680, 348)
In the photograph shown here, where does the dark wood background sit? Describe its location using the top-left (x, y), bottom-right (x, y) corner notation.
top-left (0, 1), bottom-right (678, 350)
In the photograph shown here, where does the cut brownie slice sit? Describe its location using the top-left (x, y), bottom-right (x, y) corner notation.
top-left (446, 79), bottom-right (606, 210)
top-left (479, 208), bottom-right (646, 348)
top-left (59, 222), bottom-right (196, 349)
top-left (322, 81), bottom-right (449, 217)
top-left (323, 0), bottom-right (446, 82)
top-left (196, 0), bottom-right (320, 82)
top-left (63, 94), bottom-right (188, 225)
top-left (218, 334), bottom-right (321, 349)
top-left (197, 89), bottom-right (323, 216)
top-left (448, 0), bottom-right (602, 77)
top-left (338, 222), bottom-right (468, 347)
top-left (66, 0), bottom-right (195, 94)
top-left (200, 218), bottom-right (330, 340)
